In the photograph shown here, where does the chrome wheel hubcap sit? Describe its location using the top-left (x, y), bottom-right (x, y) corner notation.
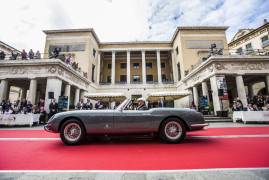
top-left (64, 123), bottom-right (81, 142)
top-left (165, 121), bottom-right (182, 140)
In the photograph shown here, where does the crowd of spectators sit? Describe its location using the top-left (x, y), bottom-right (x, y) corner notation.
top-left (0, 98), bottom-right (47, 124)
top-left (1, 48), bottom-right (88, 78)
top-left (232, 95), bottom-right (269, 111)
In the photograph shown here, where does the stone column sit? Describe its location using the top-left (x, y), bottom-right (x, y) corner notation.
top-left (156, 49), bottom-right (162, 83)
top-left (202, 81), bottom-right (210, 102)
top-left (188, 88), bottom-right (193, 107)
top-left (0, 79), bottom-right (8, 102)
top-left (6, 85), bottom-right (11, 101)
top-left (142, 49), bottom-right (146, 84)
top-left (80, 90), bottom-right (86, 102)
top-left (45, 78), bottom-right (62, 112)
top-left (21, 88), bottom-right (27, 101)
top-left (111, 50), bottom-right (115, 84)
top-left (193, 86), bottom-right (199, 109)
top-left (235, 75), bottom-right (247, 107)
top-left (127, 49), bottom-right (131, 84)
top-left (28, 79), bottom-right (37, 105)
top-left (64, 84), bottom-right (71, 111)
top-left (36, 91), bottom-right (41, 105)
top-left (74, 88), bottom-right (80, 106)
top-left (97, 52), bottom-right (101, 85)
top-left (265, 74), bottom-right (269, 95)
top-left (210, 76), bottom-right (221, 114)
top-left (171, 50), bottom-right (177, 83)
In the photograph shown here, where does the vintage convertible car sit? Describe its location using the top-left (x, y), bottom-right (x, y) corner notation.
top-left (45, 99), bottom-right (208, 145)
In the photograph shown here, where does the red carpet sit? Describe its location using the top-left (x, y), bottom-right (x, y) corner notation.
top-left (0, 138), bottom-right (269, 170)
top-left (0, 127), bottom-right (269, 138)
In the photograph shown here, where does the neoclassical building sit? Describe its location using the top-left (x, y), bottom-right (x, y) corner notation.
top-left (1, 22), bottom-right (269, 113)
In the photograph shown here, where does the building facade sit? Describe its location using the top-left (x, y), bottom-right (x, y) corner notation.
top-left (1, 22), bottom-right (269, 113)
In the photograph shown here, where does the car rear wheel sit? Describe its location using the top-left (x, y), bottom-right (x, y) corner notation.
top-left (60, 119), bottom-right (86, 145)
top-left (159, 118), bottom-right (186, 144)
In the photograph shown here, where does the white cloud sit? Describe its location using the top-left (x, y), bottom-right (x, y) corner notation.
top-left (0, 0), bottom-right (268, 53)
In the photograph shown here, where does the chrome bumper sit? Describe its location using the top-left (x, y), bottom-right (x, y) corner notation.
top-left (44, 124), bottom-right (53, 133)
top-left (191, 123), bottom-right (209, 127)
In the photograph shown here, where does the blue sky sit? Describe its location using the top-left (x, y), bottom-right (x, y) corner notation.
top-left (1, 0), bottom-right (269, 52)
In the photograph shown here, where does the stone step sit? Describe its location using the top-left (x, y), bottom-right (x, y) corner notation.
top-left (204, 116), bottom-right (231, 120)
top-left (205, 119), bottom-right (233, 123)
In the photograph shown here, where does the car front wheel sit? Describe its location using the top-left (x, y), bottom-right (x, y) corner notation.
top-left (160, 118), bottom-right (186, 144)
top-left (60, 119), bottom-right (86, 145)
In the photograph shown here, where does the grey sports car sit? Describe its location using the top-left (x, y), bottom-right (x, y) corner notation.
top-left (45, 99), bottom-right (208, 145)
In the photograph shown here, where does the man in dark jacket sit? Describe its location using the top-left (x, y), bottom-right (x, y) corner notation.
top-left (49, 99), bottom-right (58, 118)
top-left (95, 100), bottom-right (103, 110)
top-left (137, 98), bottom-right (148, 110)
top-left (158, 97), bottom-right (166, 108)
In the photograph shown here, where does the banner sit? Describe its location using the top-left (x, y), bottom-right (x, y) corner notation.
top-left (216, 75), bottom-right (228, 100)
top-left (58, 96), bottom-right (68, 111)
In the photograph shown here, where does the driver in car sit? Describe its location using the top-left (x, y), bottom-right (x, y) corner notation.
top-left (137, 98), bottom-right (148, 110)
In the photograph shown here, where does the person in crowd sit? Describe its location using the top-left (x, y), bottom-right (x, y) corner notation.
top-left (20, 107), bottom-right (28, 114)
top-left (253, 104), bottom-right (259, 111)
top-left (147, 101), bottom-right (152, 109)
top-left (65, 56), bottom-right (71, 64)
top-left (95, 100), bottom-right (103, 110)
top-left (5, 100), bottom-right (12, 109)
top-left (76, 98), bottom-right (85, 110)
top-left (10, 49), bottom-right (18, 60)
top-left (31, 106), bottom-right (39, 114)
top-left (35, 50), bottom-right (41, 59)
top-left (158, 97), bottom-right (166, 108)
top-left (49, 99), bottom-right (58, 118)
top-left (59, 54), bottom-right (66, 62)
top-left (232, 104), bottom-right (241, 111)
top-left (20, 99), bottom-right (27, 110)
top-left (190, 101), bottom-right (196, 109)
top-left (244, 104), bottom-right (253, 111)
top-left (235, 97), bottom-right (243, 110)
top-left (72, 62), bottom-right (76, 69)
top-left (257, 96), bottom-right (265, 110)
top-left (21, 49), bottom-right (27, 60)
top-left (265, 96), bottom-right (269, 105)
top-left (1, 100), bottom-right (6, 113)
top-left (39, 107), bottom-right (47, 124)
top-left (137, 98), bottom-right (148, 110)
top-left (246, 95), bottom-right (251, 105)
top-left (28, 49), bottom-right (34, 59)
top-left (38, 99), bottom-right (44, 109)
top-left (85, 99), bottom-right (93, 110)
top-left (14, 100), bottom-right (20, 108)
top-left (266, 104), bottom-right (269, 111)
top-left (5, 107), bottom-right (14, 115)
top-left (26, 101), bottom-right (33, 113)
top-left (53, 47), bottom-right (61, 58)
top-left (0, 51), bottom-right (6, 60)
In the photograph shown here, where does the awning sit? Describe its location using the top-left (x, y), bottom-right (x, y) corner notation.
top-left (147, 91), bottom-right (191, 101)
top-left (84, 93), bottom-right (126, 102)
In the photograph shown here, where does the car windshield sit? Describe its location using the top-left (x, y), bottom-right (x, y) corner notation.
top-left (116, 99), bottom-right (131, 111)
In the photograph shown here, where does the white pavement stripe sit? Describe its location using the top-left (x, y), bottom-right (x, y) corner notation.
top-left (186, 135), bottom-right (269, 139)
top-left (0, 138), bottom-right (61, 140)
top-left (0, 168), bottom-right (269, 173)
top-left (0, 135), bottom-right (269, 141)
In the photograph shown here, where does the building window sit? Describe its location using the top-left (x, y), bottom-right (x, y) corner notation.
top-left (177, 63), bottom-right (181, 81)
top-left (133, 62), bottom-right (140, 69)
top-left (162, 74), bottom-right (166, 82)
top-left (246, 43), bottom-right (252, 51)
top-left (236, 47), bottom-right (242, 54)
top-left (93, 48), bottom-right (96, 57)
top-left (146, 62), bottom-right (152, 68)
top-left (161, 62), bottom-right (165, 68)
top-left (133, 75), bottom-right (140, 82)
top-left (92, 64), bottom-right (95, 83)
top-left (107, 76), bottom-right (111, 83)
top-left (262, 36), bottom-right (269, 47)
top-left (262, 36), bottom-right (268, 42)
top-left (175, 47), bottom-right (178, 55)
top-left (107, 63), bottom-right (111, 69)
top-left (120, 75), bottom-right (127, 82)
top-left (120, 63), bottom-right (126, 69)
top-left (146, 75), bottom-right (153, 82)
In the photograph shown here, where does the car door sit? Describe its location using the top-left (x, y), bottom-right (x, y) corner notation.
top-left (113, 109), bottom-right (152, 133)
